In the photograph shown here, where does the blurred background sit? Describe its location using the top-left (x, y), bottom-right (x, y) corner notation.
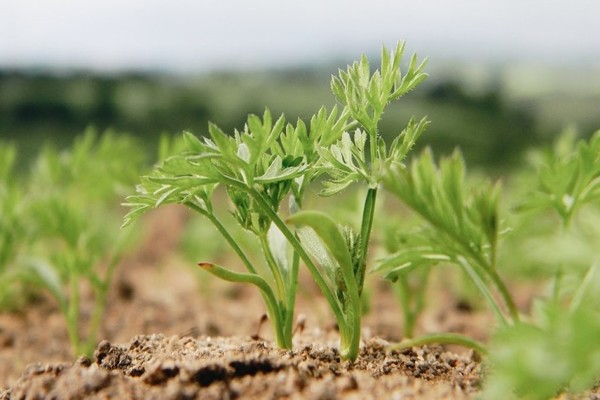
top-left (1, 0), bottom-right (599, 169)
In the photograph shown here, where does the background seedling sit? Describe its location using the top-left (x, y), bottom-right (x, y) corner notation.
top-left (377, 148), bottom-right (518, 352)
top-left (377, 128), bottom-right (600, 396)
top-left (17, 130), bottom-right (145, 356)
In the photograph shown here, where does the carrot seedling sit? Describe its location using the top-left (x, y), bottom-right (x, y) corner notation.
top-left (22, 131), bottom-right (144, 357)
top-left (124, 43), bottom-right (429, 360)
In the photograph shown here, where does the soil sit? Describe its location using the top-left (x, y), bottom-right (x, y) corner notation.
top-left (0, 206), bottom-right (492, 399)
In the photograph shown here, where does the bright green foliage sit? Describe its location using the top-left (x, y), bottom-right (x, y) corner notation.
top-left (330, 42), bottom-right (427, 143)
top-left (377, 130), bottom-right (600, 395)
top-left (15, 130), bottom-right (145, 357)
top-left (124, 43), bottom-right (428, 360)
top-left (483, 270), bottom-right (600, 399)
top-left (0, 143), bottom-right (29, 310)
top-left (519, 129), bottom-right (600, 227)
top-left (477, 131), bottom-right (600, 398)
top-left (378, 149), bottom-right (518, 326)
top-left (124, 108), bottom-right (345, 350)
top-left (0, 143), bottom-right (19, 269)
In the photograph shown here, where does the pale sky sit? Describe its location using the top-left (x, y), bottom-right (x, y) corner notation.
top-left (1, 0), bottom-right (599, 72)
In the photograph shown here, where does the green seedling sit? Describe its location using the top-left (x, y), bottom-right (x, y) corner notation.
top-left (482, 264), bottom-right (600, 400)
top-left (124, 42), bottom-right (428, 360)
top-left (22, 130), bottom-right (144, 356)
top-left (378, 130), bottom-right (600, 396)
top-left (481, 130), bottom-right (600, 399)
top-left (518, 129), bottom-right (600, 228)
top-left (377, 149), bottom-right (518, 352)
top-left (0, 142), bottom-right (30, 310)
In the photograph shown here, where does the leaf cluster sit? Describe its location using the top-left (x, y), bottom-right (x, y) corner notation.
top-left (0, 130), bottom-right (145, 356)
top-left (331, 42), bottom-right (427, 133)
top-left (519, 129), bottom-right (600, 226)
top-left (124, 107), bottom-right (349, 229)
top-left (483, 289), bottom-right (600, 400)
top-left (378, 150), bottom-right (500, 277)
top-left (124, 43), bottom-right (429, 360)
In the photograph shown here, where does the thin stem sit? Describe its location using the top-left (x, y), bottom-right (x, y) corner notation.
top-left (85, 249), bottom-right (123, 357)
top-left (458, 257), bottom-right (509, 327)
top-left (215, 176), bottom-right (349, 352)
top-left (186, 201), bottom-right (292, 348)
top-left (67, 270), bottom-right (81, 356)
top-left (84, 286), bottom-right (105, 357)
top-left (241, 184), bottom-right (346, 327)
top-left (394, 277), bottom-right (417, 338)
top-left (403, 204), bottom-right (519, 324)
top-left (356, 188), bottom-right (377, 293)
top-left (388, 332), bottom-right (488, 356)
top-left (336, 187), bottom-right (378, 361)
top-left (284, 251), bottom-right (300, 342)
top-left (259, 233), bottom-right (287, 302)
top-left (185, 202), bottom-right (257, 275)
top-left (569, 262), bottom-right (598, 314)
top-left (486, 267), bottom-right (520, 322)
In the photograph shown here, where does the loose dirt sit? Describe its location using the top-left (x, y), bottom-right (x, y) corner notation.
top-left (0, 206), bottom-right (488, 399)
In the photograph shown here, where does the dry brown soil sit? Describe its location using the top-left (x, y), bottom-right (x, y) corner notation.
top-left (0, 206), bottom-right (490, 399)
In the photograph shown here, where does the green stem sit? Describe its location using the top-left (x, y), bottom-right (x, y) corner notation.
top-left (403, 201), bottom-right (519, 324)
top-left (339, 307), bottom-right (361, 361)
top-left (200, 262), bottom-right (290, 348)
top-left (336, 187), bottom-right (378, 361)
top-left (83, 286), bottom-right (105, 357)
top-left (67, 270), bottom-right (81, 356)
top-left (249, 188), bottom-right (357, 357)
top-left (186, 201), bottom-right (292, 348)
top-left (458, 257), bottom-right (508, 326)
top-left (388, 332), bottom-right (488, 356)
top-left (356, 188), bottom-right (377, 293)
top-left (185, 202), bottom-right (257, 275)
top-left (486, 267), bottom-right (520, 322)
top-left (284, 251), bottom-right (300, 341)
top-left (569, 262), bottom-right (598, 314)
top-left (394, 277), bottom-right (417, 338)
top-left (214, 176), bottom-right (353, 353)
top-left (239, 183), bottom-right (346, 328)
top-left (259, 233), bottom-right (287, 303)
top-left (84, 248), bottom-right (123, 357)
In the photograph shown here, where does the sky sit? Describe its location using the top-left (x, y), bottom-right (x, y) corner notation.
top-left (1, 0), bottom-right (599, 72)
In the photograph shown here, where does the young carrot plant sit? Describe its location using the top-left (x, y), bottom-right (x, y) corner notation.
top-left (377, 149), bottom-right (517, 353)
top-left (0, 142), bottom-right (30, 310)
top-left (377, 129), bottom-right (600, 395)
top-left (22, 130), bottom-right (145, 357)
top-left (482, 272), bottom-right (600, 400)
top-left (124, 42), bottom-right (428, 360)
top-left (481, 130), bottom-right (600, 399)
top-left (518, 129), bottom-right (600, 227)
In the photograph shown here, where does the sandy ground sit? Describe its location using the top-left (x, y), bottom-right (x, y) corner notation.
top-left (0, 206), bottom-right (493, 399)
